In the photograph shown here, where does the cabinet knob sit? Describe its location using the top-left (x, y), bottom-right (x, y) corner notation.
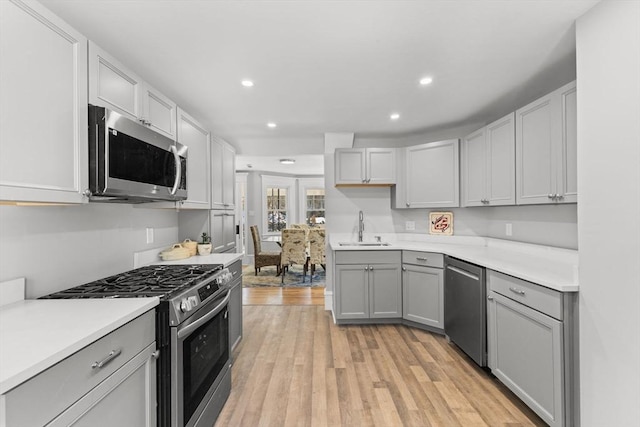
top-left (402, 267), bottom-right (406, 272)
top-left (548, 194), bottom-right (554, 199)
top-left (487, 296), bottom-right (494, 301)
top-left (406, 202), bottom-right (410, 207)
top-left (369, 266), bottom-right (374, 271)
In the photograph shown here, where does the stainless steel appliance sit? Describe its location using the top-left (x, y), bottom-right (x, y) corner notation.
top-left (444, 256), bottom-right (487, 367)
top-left (41, 264), bottom-right (233, 427)
top-left (87, 104), bottom-right (188, 202)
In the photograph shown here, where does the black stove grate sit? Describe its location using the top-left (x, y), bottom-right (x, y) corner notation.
top-left (40, 264), bottom-right (223, 299)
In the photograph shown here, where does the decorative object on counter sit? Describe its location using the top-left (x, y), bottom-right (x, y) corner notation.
top-left (198, 233), bottom-right (213, 256)
top-left (241, 264), bottom-right (325, 288)
top-left (429, 211), bottom-right (453, 235)
top-left (159, 244), bottom-right (191, 261)
top-left (182, 239), bottom-right (198, 256)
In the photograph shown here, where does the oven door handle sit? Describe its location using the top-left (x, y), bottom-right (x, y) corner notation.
top-left (177, 290), bottom-right (230, 339)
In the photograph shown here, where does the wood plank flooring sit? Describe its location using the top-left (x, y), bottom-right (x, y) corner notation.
top-left (215, 303), bottom-right (546, 427)
top-left (243, 286), bottom-right (325, 306)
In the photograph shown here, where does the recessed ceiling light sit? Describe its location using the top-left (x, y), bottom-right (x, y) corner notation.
top-left (390, 113), bottom-right (400, 120)
top-left (267, 122), bottom-right (277, 128)
top-left (419, 76), bottom-right (433, 86)
top-left (241, 80), bottom-right (254, 87)
top-left (280, 159), bottom-right (295, 164)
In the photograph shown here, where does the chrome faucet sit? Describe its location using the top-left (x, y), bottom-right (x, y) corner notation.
top-left (358, 211), bottom-right (364, 242)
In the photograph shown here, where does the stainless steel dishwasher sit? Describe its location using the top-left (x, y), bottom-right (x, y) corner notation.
top-left (444, 256), bottom-right (487, 367)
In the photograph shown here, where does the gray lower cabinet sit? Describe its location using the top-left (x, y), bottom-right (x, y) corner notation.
top-left (2, 311), bottom-right (156, 427)
top-left (334, 251), bottom-right (401, 320)
top-left (48, 343), bottom-right (157, 427)
top-left (487, 270), bottom-right (577, 427)
top-left (402, 264), bottom-right (444, 329)
top-left (402, 251), bottom-right (444, 330)
top-left (228, 260), bottom-right (243, 352)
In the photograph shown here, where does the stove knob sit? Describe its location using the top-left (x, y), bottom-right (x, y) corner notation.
top-left (180, 298), bottom-right (192, 313)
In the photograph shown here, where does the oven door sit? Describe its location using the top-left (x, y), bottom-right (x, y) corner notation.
top-left (171, 290), bottom-right (230, 427)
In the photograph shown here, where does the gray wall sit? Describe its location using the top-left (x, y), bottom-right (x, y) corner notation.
top-left (576, 1), bottom-right (640, 424)
top-left (0, 204), bottom-right (178, 298)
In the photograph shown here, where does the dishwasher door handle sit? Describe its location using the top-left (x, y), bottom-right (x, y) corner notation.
top-left (446, 265), bottom-right (480, 281)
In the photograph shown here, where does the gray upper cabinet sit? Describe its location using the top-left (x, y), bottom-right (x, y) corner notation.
top-left (0, 0), bottom-right (88, 204)
top-left (211, 138), bottom-right (236, 209)
top-left (462, 113), bottom-right (516, 207)
top-left (211, 211), bottom-right (236, 253)
top-left (176, 108), bottom-right (211, 209)
top-left (394, 139), bottom-right (460, 208)
top-left (141, 82), bottom-right (177, 140)
top-left (516, 81), bottom-right (577, 204)
top-left (89, 41), bottom-right (177, 141)
top-left (334, 148), bottom-right (396, 185)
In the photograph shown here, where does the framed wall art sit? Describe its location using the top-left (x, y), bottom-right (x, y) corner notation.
top-left (429, 211), bottom-right (453, 235)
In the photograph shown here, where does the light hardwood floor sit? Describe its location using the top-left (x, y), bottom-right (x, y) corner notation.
top-left (216, 290), bottom-right (546, 427)
top-left (243, 286), bottom-right (325, 306)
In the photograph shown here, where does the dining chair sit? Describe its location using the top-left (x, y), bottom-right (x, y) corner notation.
top-left (280, 228), bottom-right (308, 284)
top-left (250, 225), bottom-right (281, 276)
top-left (308, 228), bottom-right (326, 283)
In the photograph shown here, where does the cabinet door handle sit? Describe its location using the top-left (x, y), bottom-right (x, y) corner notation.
top-left (416, 257), bottom-right (428, 261)
top-left (151, 350), bottom-right (160, 359)
top-left (509, 287), bottom-right (526, 296)
top-left (91, 349), bottom-right (122, 369)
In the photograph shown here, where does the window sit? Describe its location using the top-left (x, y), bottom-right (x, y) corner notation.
top-left (266, 187), bottom-right (288, 232)
top-left (262, 175), bottom-right (296, 234)
top-left (305, 188), bottom-right (325, 225)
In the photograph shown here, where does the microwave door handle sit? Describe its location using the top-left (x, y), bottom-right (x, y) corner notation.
top-left (169, 145), bottom-right (181, 196)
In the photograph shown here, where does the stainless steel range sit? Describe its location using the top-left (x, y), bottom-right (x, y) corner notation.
top-left (42, 264), bottom-right (234, 427)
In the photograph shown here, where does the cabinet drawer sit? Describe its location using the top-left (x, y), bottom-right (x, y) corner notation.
top-left (335, 250), bottom-right (401, 265)
top-left (228, 259), bottom-right (242, 280)
top-left (488, 270), bottom-right (563, 320)
top-left (402, 251), bottom-right (443, 268)
top-left (3, 310), bottom-right (155, 427)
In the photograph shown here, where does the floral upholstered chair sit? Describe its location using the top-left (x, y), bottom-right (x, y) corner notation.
top-left (308, 228), bottom-right (326, 283)
top-left (250, 225), bottom-right (281, 276)
top-left (280, 228), bottom-right (308, 284)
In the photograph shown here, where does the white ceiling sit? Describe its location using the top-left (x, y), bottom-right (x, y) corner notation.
top-left (40, 0), bottom-right (599, 174)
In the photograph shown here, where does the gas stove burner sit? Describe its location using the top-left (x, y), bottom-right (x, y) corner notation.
top-left (41, 264), bottom-right (224, 300)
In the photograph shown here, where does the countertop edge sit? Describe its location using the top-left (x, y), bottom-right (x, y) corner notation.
top-left (330, 240), bottom-right (578, 292)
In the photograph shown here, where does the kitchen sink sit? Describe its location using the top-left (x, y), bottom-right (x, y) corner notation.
top-left (338, 242), bottom-right (391, 247)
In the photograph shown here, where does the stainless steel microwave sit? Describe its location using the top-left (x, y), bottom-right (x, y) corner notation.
top-left (87, 104), bottom-right (187, 202)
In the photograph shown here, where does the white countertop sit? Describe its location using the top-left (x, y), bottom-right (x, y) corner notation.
top-left (154, 252), bottom-right (243, 268)
top-left (0, 298), bottom-right (158, 395)
top-left (330, 234), bottom-right (578, 292)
